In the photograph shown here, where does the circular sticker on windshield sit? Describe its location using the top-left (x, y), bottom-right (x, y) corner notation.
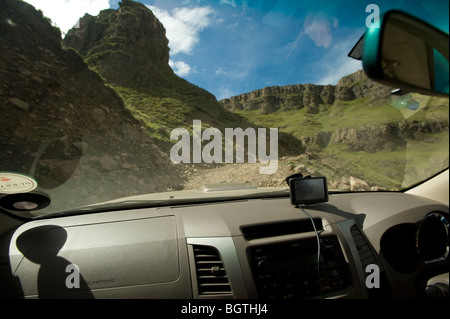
top-left (0, 172), bottom-right (38, 194)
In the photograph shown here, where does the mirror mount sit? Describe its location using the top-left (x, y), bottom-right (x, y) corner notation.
top-left (362, 10), bottom-right (449, 98)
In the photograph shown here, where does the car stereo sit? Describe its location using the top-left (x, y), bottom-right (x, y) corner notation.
top-left (249, 236), bottom-right (348, 299)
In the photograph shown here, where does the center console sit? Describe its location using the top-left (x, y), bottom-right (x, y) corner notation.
top-left (249, 235), bottom-right (348, 299)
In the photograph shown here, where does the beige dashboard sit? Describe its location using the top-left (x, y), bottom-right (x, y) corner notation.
top-left (0, 191), bottom-right (448, 299)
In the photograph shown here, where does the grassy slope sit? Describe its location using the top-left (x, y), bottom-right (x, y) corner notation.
top-left (236, 98), bottom-right (403, 138)
top-left (109, 71), bottom-right (257, 150)
top-left (236, 95), bottom-right (449, 189)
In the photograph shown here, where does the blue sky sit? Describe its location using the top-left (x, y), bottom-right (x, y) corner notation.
top-left (25, 0), bottom-right (449, 100)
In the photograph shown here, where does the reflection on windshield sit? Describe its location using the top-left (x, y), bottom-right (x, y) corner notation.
top-left (0, 0), bottom-right (448, 218)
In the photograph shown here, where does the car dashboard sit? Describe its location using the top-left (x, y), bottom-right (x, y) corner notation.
top-left (1, 188), bottom-right (448, 299)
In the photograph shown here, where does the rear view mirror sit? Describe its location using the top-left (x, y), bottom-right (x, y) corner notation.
top-left (362, 10), bottom-right (449, 97)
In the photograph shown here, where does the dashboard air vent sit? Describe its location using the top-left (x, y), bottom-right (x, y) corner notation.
top-left (241, 219), bottom-right (323, 240)
top-left (192, 245), bottom-right (232, 296)
top-left (350, 225), bottom-right (376, 269)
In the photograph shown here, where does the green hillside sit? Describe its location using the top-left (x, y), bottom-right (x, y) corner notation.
top-left (233, 94), bottom-right (449, 189)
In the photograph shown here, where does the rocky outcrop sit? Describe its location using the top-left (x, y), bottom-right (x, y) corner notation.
top-left (330, 123), bottom-right (405, 153)
top-left (335, 69), bottom-right (392, 105)
top-left (64, 0), bottom-right (170, 88)
top-left (220, 70), bottom-right (393, 114)
top-left (221, 84), bottom-right (336, 114)
top-left (329, 120), bottom-right (449, 153)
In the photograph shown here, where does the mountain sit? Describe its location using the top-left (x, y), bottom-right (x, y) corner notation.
top-left (0, 0), bottom-right (182, 213)
top-left (220, 70), bottom-right (448, 152)
top-left (62, 0), bottom-right (305, 157)
top-left (219, 70), bottom-right (393, 115)
top-left (63, 0), bottom-right (170, 89)
top-left (220, 70), bottom-right (448, 189)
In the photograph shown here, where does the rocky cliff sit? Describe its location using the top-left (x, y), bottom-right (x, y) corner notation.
top-left (0, 0), bottom-right (181, 213)
top-left (220, 70), bottom-right (393, 114)
top-left (329, 119), bottom-right (449, 153)
top-left (64, 0), bottom-right (170, 88)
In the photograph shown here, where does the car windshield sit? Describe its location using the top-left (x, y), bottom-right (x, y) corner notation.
top-left (0, 0), bottom-right (448, 218)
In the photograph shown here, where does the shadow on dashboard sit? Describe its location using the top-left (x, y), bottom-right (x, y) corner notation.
top-left (16, 225), bottom-right (94, 299)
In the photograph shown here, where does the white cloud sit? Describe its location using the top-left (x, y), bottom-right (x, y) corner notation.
top-left (317, 56), bottom-right (361, 85)
top-left (147, 5), bottom-right (214, 56)
top-left (169, 60), bottom-right (193, 76)
top-left (25, 0), bottom-right (110, 35)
